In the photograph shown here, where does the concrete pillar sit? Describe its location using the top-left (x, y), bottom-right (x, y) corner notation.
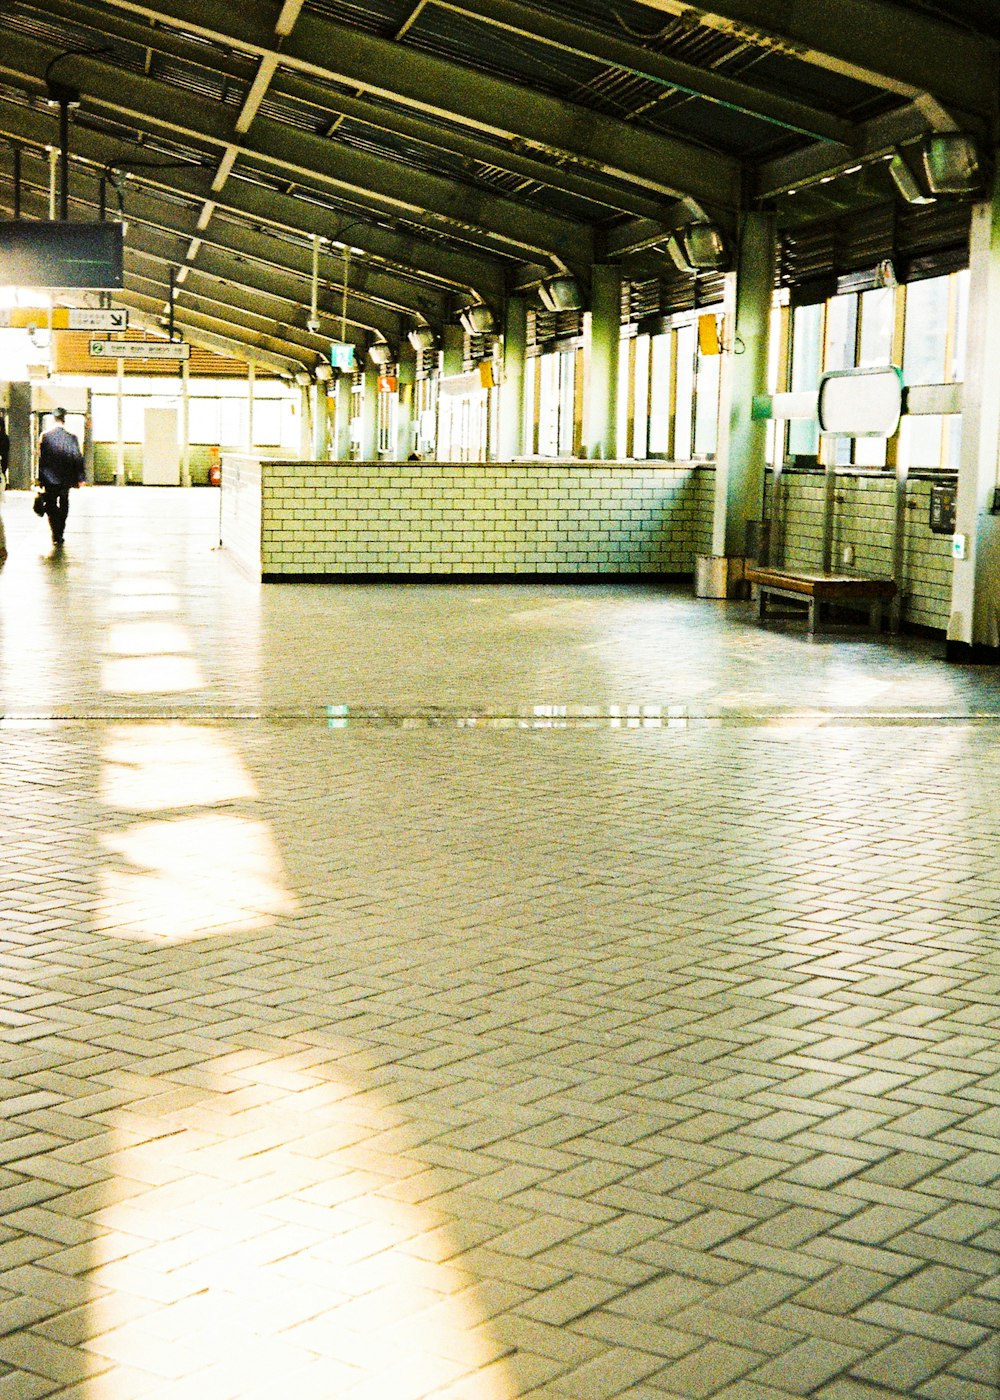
top-left (712, 212), bottom-right (777, 559)
top-left (947, 162), bottom-right (1000, 658)
top-left (584, 265), bottom-right (621, 460)
top-left (442, 324), bottom-right (464, 380)
top-left (116, 357), bottom-right (126, 485)
top-left (359, 362), bottom-right (379, 459)
top-left (298, 382), bottom-right (312, 459)
top-left (499, 295), bottom-right (527, 461)
top-left (7, 382), bottom-right (32, 489)
top-left (83, 387), bottom-right (95, 485)
top-left (396, 346), bottom-right (417, 460)
top-left (180, 360), bottom-right (191, 487)
top-left (313, 384), bottom-right (330, 459)
top-left (332, 375), bottom-right (352, 458)
top-left (246, 362), bottom-right (255, 454)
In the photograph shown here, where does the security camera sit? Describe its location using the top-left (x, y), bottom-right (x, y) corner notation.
top-left (307, 317), bottom-right (321, 334)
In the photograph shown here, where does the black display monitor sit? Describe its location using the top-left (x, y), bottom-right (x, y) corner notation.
top-left (0, 220), bottom-right (124, 289)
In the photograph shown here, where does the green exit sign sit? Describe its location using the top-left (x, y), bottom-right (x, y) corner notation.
top-left (329, 341), bottom-right (355, 371)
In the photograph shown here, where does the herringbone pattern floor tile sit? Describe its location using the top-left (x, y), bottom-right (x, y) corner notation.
top-left (0, 490), bottom-right (997, 1397)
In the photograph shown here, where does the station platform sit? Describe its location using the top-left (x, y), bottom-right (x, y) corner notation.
top-left (0, 487), bottom-right (998, 1400)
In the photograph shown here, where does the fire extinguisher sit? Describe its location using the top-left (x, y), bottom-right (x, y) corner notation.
top-left (208, 446), bottom-right (221, 486)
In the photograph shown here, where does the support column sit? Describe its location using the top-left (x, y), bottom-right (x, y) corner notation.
top-left (441, 324), bottom-right (464, 380)
top-left (585, 265), bottom-right (621, 460)
top-left (246, 362), bottom-right (255, 455)
top-left (298, 382), bottom-right (312, 459)
top-left (359, 362), bottom-right (379, 459)
top-left (8, 382), bottom-right (32, 490)
top-left (313, 383), bottom-right (330, 459)
top-left (332, 375), bottom-right (352, 458)
top-left (947, 162), bottom-right (1000, 658)
top-left (712, 212), bottom-right (777, 561)
top-left (180, 360), bottom-right (191, 487)
top-left (116, 357), bottom-right (125, 485)
top-left (83, 388), bottom-right (94, 485)
top-left (498, 294), bottom-right (527, 461)
top-left (396, 345), bottom-right (417, 460)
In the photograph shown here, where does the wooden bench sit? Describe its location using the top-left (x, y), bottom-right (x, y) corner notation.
top-left (745, 567), bottom-right (897, 635)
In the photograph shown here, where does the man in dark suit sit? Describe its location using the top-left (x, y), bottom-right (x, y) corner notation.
top-left (38, 408), bottom-right (85, 546)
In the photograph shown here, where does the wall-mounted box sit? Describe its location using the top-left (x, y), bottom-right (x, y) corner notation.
top-left (929, 484), bottom-right (956, 534)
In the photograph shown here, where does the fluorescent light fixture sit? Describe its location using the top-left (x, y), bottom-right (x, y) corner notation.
top-left (538, 275), bottom-right (583, 312)
top-left (407, 325), bottom-right (437, 352)
top-left (665, 223), bottom-right (730, 272)
top-left (458, 303), bottom-right (495, 335)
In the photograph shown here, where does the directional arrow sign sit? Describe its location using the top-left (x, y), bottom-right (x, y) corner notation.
top-left (90, 339), bottom-right (189, 360)
top-left (66, 308), bottom-right (128, 331)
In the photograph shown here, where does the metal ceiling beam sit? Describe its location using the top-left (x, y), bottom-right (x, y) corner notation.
top-left (114, 304), bottom-right (304, 375)
top-left (629, 0), bottom-right (997, 117)
top-left (122, 254), bottom-right (360, 359)
top-left (755, 101), bottom-right (936, 199)
top-left (0, 34), bottom-right (594, 265)
top-left (0, 91), bottom-right (506, 297)
top-left (0, 182), bottom-right (344, 361)
top-left (114, 285), bottom-right (312, 369)
top-left (36, 0), bottom-right (685, 226)
top-left (74, 0), bottom-right (742, 208)
top-left (5, 145), bottom-right (436, 334)
top-left (431, 0), bottom-right (848, 143)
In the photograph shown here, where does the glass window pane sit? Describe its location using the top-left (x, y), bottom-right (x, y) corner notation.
top-left (853, 436), bottom-right (887, 467)
top-left (674, 324), bottom-right (695, 460)
top-left (91, 396), bottom-right (117, 440)
top-left (615, 338), bottom-right (630, 458)
top-left (899, 414), bottom-right (944, 468)
top-left (632, 335), bottom-right (651, 458)
top-left (648, 333), bottom-right (671, 455)
top-left (951, 269), bottom-right (969, 383)
top-left (824, 294), bottom-right (857, 372)
top-left (903, 276), bottom-right (949, 385)
top-left (858, 288), bottom-right (894, 367)
top-left (189, 399), bottom-right (220, 445)
top-left (789, 303), bottom-right (822, 456)
top-left (558, 350), bottom-right (575, 455)
top-left (693, 349), bottom-right (720, 456)
top-left (538, 352), bottom-right (559, 455)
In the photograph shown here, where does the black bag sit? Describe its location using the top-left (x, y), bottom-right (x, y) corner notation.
top-left (33, 491), bottom-right (47, 518)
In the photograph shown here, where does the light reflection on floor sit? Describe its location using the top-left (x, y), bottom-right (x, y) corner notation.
top-left (87, 1064), bottom-right (514, 1400)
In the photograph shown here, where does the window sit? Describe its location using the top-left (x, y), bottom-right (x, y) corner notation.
top-left (788, 303), bottom-right (822, 456)
top-left (693, 342), bottom-right (720, 457)
top-left (648, 332), bottom-right (672, 456)
top-left (903, 275), bottom-right (950, 386)
top-left (673, 323), bottom-right (695, 460)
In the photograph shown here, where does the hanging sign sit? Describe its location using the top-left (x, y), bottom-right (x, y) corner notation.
top-left (329, 340), bottom-right (355, 371)
top-left (90, 339), bottom-right (189, 360)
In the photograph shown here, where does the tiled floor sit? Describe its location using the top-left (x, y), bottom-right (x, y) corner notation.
top-left (1, 487), bottom-right (998, 1400)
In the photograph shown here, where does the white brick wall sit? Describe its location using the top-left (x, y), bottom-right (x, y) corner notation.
top-left (765, 469), bottom-right (954, 631)
top-left (252, 460), bottom-right (713, 577)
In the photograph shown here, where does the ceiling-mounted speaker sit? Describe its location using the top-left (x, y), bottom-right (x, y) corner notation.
top-left (368, 340), bottom-right (394, 366)
top-left (458, 303), bottom-right (495, 335)
top-left (921, 133), bottom-right (982, 195)
top-left (538, 275), bottom-right (584, 312)
top-left (665, 223), bottom-right (730, 272)
top-left (888, 150), bottom-right (936, 205)
top-left (408, 325), bottom-right (437, 352)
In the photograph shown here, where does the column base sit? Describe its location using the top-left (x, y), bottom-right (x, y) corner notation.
top-left (694, 555), bottom-right (747, 600)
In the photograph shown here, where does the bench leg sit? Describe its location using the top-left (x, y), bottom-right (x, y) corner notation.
top-left (758, 588), bottom-right (768, 620)
top-left (869, 602), bottom-right (883, 633)
top-left (807, 597), bottom-right (816, 635)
